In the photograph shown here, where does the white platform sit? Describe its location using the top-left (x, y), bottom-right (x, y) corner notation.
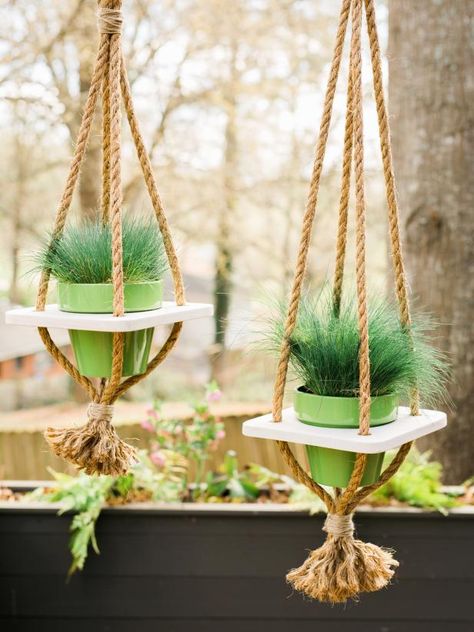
top-left (243, 406), bottom-right (447, 453)
top-left (5, 302), bottom-right (213, 333)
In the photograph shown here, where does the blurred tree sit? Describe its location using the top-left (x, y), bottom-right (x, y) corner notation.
top-left (389, 0), bottom-right (474, 482)
top-left (0, 0), bottom-right (387, 399)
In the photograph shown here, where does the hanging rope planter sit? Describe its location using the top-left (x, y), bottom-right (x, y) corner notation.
top-left (6, 0), bottom-right (212, 476)
top-left (243, 0), bottom-right (447, 603)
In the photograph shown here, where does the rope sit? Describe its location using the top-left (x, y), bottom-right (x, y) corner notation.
top-left (323, 513), bottom-right (354, 537)
top-left (37, 0), bottom-right (186, 473)
top-left (97, 8), bottom-right (123, 34)
top-left (101, 40), bottom-right (111, 223)
top-left (364, 0), bottom-right (419, 415)
top-left (271, 0), bottom-right (415, 542)
top-left (271, 0), bottom-right (352, 510)
top-left (350, 0), bottom-right (371, 438)
top-left (120, 55), bottom-right (186, 305)
top-left (35, 34), bottom-right (109, 310)
top-left (271, 0), bottom-right (352, 427)
top-left (332, 48), bottom-right (354, 316)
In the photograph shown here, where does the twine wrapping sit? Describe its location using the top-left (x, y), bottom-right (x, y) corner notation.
top-left (38, 0), bottom-right (186, 475)
top-left (271, 0), bottom-right (415, 603)
top-left (97, 8), bottom-right (123, 34)
top-left (323, 513), bottom-right (355, 538)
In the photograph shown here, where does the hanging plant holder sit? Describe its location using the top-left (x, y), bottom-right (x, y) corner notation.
top-left (5, 0), bottom-right (212, 476)
top-left (243, 0), bottom-right (447, 604)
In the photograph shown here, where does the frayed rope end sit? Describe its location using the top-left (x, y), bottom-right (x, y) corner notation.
top-left (286, 513), bottom-right (398, 604)
top-left (45, 402), bottom-right (137, 476)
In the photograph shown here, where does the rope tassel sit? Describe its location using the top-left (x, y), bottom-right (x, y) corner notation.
top-left (45, 403), bottom-right (137, 476)
top-left (286, 514), bottom-right (398, 603)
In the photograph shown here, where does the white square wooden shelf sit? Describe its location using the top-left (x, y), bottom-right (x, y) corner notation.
top-left (243, 406), bottom-right (447, 453)
top-left (5, 302), bottom-right (213, 333)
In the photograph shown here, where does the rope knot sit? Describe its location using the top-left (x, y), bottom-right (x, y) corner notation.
top-left (87, 402), bottom-right (114, 424)
top-left (97, 8), bottom-right (123, 34)
top-left (323, 513), bottom-right (355, 538)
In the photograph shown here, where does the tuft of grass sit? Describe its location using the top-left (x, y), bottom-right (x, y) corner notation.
top-left (34, 216), bottom-right (168, 284)
top-left (267, 288), bottom-right (450, 406)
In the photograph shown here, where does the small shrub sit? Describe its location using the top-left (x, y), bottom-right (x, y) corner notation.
top-left (34, 216), bottom-right (168, 284)
top-left (267, 288), bottom-right (450, 405)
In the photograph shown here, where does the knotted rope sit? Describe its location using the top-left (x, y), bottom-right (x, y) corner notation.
top-left (273, 0), bottom-right (416, 602)
top-left (46, 403), bottom-right (137, 476)
top-left (39, 0), bottom-right (185, 475)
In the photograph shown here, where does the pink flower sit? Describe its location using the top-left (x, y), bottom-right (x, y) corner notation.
top-left (146, 407), bottom-right (159, 420)
top-left (150, 450), bottom-right (166, 467)
top-left (216, 429), bottom-right (226, 440)
top-left (141, 420), bottom-right (155, 432)
top-left (206, 389), bottom-right (223, 403)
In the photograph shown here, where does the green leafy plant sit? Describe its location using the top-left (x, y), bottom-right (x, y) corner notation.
top-left (30, 451), bottom-right (187, 574)
top-left (31, 385), bottom-right (225, 572)
top-left (288, 448), bottom-right (458, 515)
top-left (267, 288), bottom-right (450, 404)
top-left (203, 451), bottom-right (289, 502)
top-left (34, 216), bottom-right (168, 284)
top-left (369, 448), bottom-right (458, 513)
top-left (205, 451), bottom-right (260, 501)
top-left (141, 382), bottom-right (226, 498)
top-left (30, 471), bottom-right (117, 574)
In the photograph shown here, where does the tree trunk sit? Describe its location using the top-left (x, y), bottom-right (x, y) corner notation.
top-left (210, 54), bottom-right (238, 382)
top-left (388, 0), bottom-right (474, 482)
top-left (9, 129), bottom-right (26, 305)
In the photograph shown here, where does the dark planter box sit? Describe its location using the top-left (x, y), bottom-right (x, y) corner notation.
top-left (0, 497), bottom-right (472, 632)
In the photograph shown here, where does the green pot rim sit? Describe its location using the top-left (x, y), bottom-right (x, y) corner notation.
top-left (57, 279), bottom-right (163, 314)
top-left (57, 280), bottom-right (163, 288)
top-left (294, 386), bottom-right (399, 428)
top-left (295, 386), bottom-right (397, 402)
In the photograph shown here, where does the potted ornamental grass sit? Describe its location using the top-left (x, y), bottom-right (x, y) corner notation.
top-left (35, 217), bottom-right (168, 378)
top-left (268, 289), bottom-right (450, 488)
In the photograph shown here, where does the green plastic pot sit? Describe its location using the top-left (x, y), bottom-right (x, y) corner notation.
top-left (58, 281), bottom-right (162, 378)
top-left (294, 387), bottom-right (399, 488)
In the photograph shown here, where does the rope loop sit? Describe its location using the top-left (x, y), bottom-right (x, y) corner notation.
top-left (97, 8), bottom-right (123, 34)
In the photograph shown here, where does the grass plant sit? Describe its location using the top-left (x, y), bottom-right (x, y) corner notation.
top-left (267, 288), bottom-right (450, 406)
top-left (35, 216), bottom-right (168, 284)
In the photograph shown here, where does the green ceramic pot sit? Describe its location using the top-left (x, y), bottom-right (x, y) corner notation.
top-left (294, 387), bottom-right (399, 488)
top-left (58, 281), bottom-right (162, 378)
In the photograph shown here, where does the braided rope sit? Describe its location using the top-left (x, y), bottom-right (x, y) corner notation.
top-left (345, 441), bottom-right (413, 513)
top-left (332, 50), bottom-right (354, 315)
top-left (364, 0), bottom-right (419, 415)
top-left (120, 56), bottom-right (185, 305)
top-left (38, 327), bottom-right (97, 400)
top-left (35, 34), bottom-right (109, 311)
top-left (272, 0), bottom-right (352, 509)
top-left (101, 40), bottom-right (111, 222)
top-left (271, 0), bottom-right (351, 428)
top-left (350, 0), bottom-right (371, 440)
